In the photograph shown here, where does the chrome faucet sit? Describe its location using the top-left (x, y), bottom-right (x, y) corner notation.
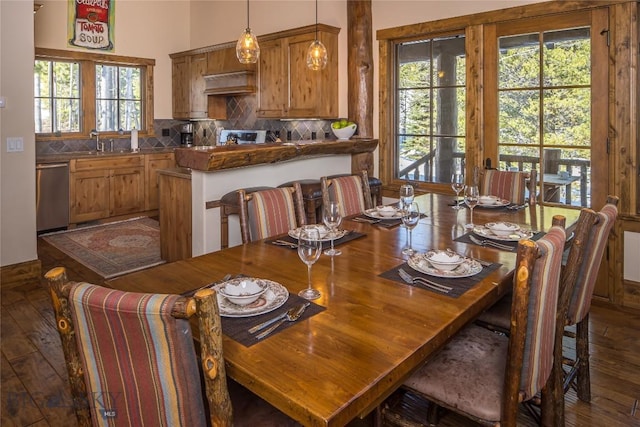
top-left (90, 129), bottom-right (104, 152)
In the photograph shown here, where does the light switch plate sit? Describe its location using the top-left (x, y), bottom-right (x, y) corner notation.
top-left (7, 137), bottom-right (24, 152)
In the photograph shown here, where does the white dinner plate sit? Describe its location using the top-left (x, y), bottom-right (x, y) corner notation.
top-left (473, 225), bottom-right (534, 242)
top-left (408, 253), bottom-right (482, 278)
top-left (363, 207), bottom-right (403, 220)
top-left (213, 278), bottom-right (289, 318)
top-left (475, 198), bottom-right (510, 208)
top-left (288, 225), bottom-right (347, 242)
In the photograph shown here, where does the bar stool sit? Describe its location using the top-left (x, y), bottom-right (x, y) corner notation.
top-left (278, 179), bottom-right (323, 224)
top-left (219, 186), bottom-right (273, 249)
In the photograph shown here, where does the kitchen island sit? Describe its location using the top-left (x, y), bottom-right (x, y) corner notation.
top-left (162, 138), bottom-right (378, 259)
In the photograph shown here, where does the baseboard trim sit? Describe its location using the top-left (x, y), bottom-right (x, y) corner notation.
top-left (1, 259), bottom-right (42, 289)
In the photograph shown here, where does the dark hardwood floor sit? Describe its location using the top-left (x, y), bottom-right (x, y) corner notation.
top-left (2, 237), bottom-right (640, 426)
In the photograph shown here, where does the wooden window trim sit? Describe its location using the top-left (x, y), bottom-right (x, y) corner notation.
top-left (34, 47), bottom-right (155, 141)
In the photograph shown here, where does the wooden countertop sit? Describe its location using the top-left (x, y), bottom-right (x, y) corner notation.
top-left (174, 138), bottom-right (378, 171)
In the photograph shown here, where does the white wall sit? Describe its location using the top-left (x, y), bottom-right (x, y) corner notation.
top-left (1, 0), bottom-right (38, 267)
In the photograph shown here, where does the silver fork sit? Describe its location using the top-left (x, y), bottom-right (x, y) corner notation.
top-left (469, 235), bottom-right (513, 251)
top-left (397, 268), bottom-right (452, 293)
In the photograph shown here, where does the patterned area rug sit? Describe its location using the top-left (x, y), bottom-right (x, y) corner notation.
top-left (41, 217), bottom-right (165, 279)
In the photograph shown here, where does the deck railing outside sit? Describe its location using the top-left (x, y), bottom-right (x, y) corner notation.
top-left (398, 149), bottom-right (590, 206)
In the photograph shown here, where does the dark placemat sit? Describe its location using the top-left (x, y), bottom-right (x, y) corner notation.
top-left (221, 294), bottom-right (325, 347)
top-left (379, 261), bottom-right (502, 298)
top-left (349, 213), bottom-right (427, 229)
top-left (454, 231), bottom-right (546, 252)
top-left (265, 230), bottom-right (366, 250)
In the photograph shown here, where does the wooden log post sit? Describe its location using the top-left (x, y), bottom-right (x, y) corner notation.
top-left (194, 288), bottom-right (233, 426)
top-left (44, 267), bottom-right (92, 427)
top-left (347, 0), bottom-right (374, 176)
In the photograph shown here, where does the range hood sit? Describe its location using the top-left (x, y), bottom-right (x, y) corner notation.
top-left (204, 71), bottom-right (256, 95)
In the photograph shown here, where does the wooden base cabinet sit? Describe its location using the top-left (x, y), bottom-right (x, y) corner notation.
top-left (69, 156), bottom-right (145, 224)
top-left (145, 152), bottom-right (176, 211)
top-left (158, 169), bottom-right (192, 262)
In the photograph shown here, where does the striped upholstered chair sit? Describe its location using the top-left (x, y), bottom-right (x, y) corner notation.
top-left (562, 195), bottom-right (618, 402)
top-left (320, 170), bottom-right (373, 217)
top-left (383, 217), bottom-right (566, 427)
top-left (480, 168), bottom-right (537, 205)
top-left (238, 182), bottom-right (307, 244)
top-left (475, 196), bottom-right (618, 414)
top-left (45, 267), bottom-right (299, 427)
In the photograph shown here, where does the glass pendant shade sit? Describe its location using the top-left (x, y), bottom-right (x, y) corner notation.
top-left (236, 28), bottom-right (260, 64)
top-left (306, 39), bottom-right (328, 71)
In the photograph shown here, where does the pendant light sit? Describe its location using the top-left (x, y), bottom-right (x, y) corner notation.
top-left (306, 0), bottom-right (328, 70)
top-left (236, 0), bottom-right (260, 64)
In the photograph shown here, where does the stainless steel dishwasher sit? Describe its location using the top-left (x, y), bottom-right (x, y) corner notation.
top-left (36, 162), bottom-right (70, 232)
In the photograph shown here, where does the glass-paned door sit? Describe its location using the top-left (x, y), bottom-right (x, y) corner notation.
top-left (487, 11), bottom-right (608, 208)
top-left (396, 35), bottom-right (466, 184)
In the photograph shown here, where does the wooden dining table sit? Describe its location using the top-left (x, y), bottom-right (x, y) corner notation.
top-left (107, 193), bottom-right (581, 427)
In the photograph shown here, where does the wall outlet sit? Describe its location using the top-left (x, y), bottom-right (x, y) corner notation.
top-left (6, 137), bottom-right (24, 152)
top-left (162, 128), bottom-right (170, 137)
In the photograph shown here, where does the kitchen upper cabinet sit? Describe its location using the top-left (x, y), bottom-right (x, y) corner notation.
top-left (171, 53), bottom-right (208, 119)
top-left (257, 25), bottom-right (339, 119)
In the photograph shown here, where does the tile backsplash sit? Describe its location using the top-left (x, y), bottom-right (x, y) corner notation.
top-left (37, 95), bottom-right (345, 154)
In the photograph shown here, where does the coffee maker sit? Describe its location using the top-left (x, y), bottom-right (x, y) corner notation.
top-left (180, 123), bottom-right (194, 146)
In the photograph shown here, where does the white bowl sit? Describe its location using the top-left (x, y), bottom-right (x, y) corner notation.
top-left (479, 195), bottom-right (499, 205)
top-left (218, 279), bottom-right (268, 306)
top-left (376, 205), bottom-right (397, 217)
top-left (331, 124), bottom-right (357, 140)
top-left (486, 222), bottom-right (520, 237)
top-left (426, 250), bottom-right (465, 271)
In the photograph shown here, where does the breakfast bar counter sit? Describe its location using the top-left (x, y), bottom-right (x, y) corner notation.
top-left (174, 138), bottom-right (378, 171)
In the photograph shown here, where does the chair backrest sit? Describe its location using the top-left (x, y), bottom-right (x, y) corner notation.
top-left (238, 182), bottom-right (306, 243)
top-left (321, 170), bottom-right (373, 217)
top-left (481, 169), bottom-right (537, 205)
top-left (566, 196), bottom-right (619, 325)
top-left (504, 217), bottom-right (566, 411)
top-left (44, 267), bottom-right (232, 427)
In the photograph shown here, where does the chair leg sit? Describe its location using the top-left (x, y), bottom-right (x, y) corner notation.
top-left (576, 315), bottom-right (591, 402)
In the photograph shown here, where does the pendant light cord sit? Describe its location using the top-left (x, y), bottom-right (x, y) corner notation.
top-left (315, 0), bottom-right (319, 40)
top-left (246, 0), bottom-right (250, 29)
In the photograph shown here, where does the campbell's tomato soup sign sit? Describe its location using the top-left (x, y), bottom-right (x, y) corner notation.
top-left (68, 0), bottom-right (114, 51)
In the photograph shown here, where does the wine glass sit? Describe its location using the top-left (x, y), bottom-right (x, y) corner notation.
top-left (464, 185), bottom-right (479, 229)
top-left (399, 184), bottom-right (415, 253)
top-left (451, 173), bottom-right (465, 210)
top-left (401, 202), bottom-right (420, 256)
top-left (399, 184), bottom-right (415, 208)
top-left (298, 226), bottom-right (322, 300)
top-left (323, 201), bottom-right (342, 256)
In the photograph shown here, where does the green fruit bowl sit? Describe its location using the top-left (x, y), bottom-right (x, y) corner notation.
top-left (331, 123), bottom-right (357, 140)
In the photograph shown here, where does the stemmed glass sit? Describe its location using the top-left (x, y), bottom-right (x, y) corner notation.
top-left (399, 184), bottom-right (415, 208)
top-left (464, 185), bottom-right (479, 229)
top-left (399, 184), bottom-right (415, 255)
top-left (298, 226), bottom-right (322, 300)
top-left (323, 201), bottom-right (342, 256)
top-left (451, 173), bottom-right (465, 210)
top-left (401, 202), bottom-right (420, 256)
